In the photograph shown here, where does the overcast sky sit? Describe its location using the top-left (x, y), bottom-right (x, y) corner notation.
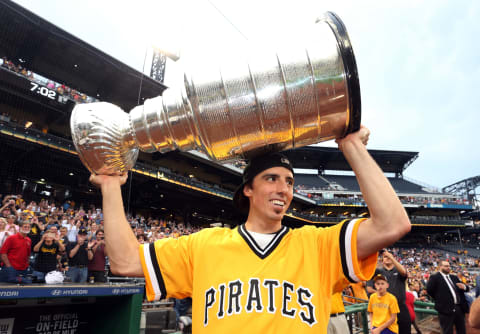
top-left (13, 0), bottom-right (480, 190)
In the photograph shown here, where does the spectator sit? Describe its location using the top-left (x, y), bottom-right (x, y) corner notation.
top-left (0, 221), bottom-right (32, 283)
top-left (2, 196), bottom-right (17, 213)
top-left (88, 229), bottom-right (107, 283)
top-left (88, 222), bottom-right (98, 241)
top-left (66, 227), bottom-right (93, 283)
top-left (174, 297), bottom-right (192, 332)
top-left (47, 225), bottom-right (59, 238)
top-left (368, 274), bottom-right (400, 334)
top-left (67, 218), bottom-right (79, 243)
top-left (426, 260), bottom-right (469, 334)
top-left (28, 216), bottom-right (44, 252)
top-left (368, 250), bottom-right (412, 334)
top-left (45, 218), bottom-right (59, 232)
top-left (59, 226), bottom-right (69, 246)
top-left (0, 217), bottom-right (10, 248)
top-left (327, 292), bottom-right (349, 333)
top-left (405, 288), bottom-right (422, 334)
top-left (32, 231), bottom-right (64, 282)
top-left (5, 214), bottom-right (19, 233)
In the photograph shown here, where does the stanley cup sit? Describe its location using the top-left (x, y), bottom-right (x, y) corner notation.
top-left (70, 12), bottom-right (361, 175)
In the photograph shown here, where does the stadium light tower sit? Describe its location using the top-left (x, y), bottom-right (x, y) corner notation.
top-left (150, 46), bottom-right (180, 84)
top-left (443, 175), bottom-right (480, 209)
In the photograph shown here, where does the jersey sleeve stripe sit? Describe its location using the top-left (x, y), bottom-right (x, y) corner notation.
top-left (149, 242), bottom-right (167, 299)
top-left (141, 244), bottom-right (162, 300)
top-left (344, 219), bottom-right (360, 282)
top-left (139, 244), bottom-right (157, 301)
top-left (339, 219), bottom-right (360, 283)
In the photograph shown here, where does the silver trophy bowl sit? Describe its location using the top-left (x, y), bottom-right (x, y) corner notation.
top-left (70, 12), bottom-right (361, 175)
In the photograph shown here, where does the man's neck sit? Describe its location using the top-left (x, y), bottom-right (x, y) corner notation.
top-left (378, 291), bottom-right (386, 297)
top-left (245, 217), bottom-right (282, 234)
top-left (383, 264), bottom-right (394, 270)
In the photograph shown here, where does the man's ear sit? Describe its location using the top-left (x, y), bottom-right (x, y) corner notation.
top-left (243, 183), bottom-right (253, 198)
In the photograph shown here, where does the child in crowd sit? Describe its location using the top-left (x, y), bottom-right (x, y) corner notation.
top-left (368, 274), bottom-right (400, 334)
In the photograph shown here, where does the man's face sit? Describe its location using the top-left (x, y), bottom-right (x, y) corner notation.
top-left (374, 279), bottom-right (389, 294)
top-left (44, 233), bottom-right (54, 244)
top-left (243, 167), bottom-right (294, 222)
top-left (60, 228), bottom-right (67, 236)
top-left (440, 261), bottom-right (451, 274)
top-left (96, 232), bottom-right (104, 240)
top-left (20, 223), bottom-right (31, 235)
top-left (50, 227), bottom-right (58, 234)
top-left (382, 255), bottom-right (393, 267)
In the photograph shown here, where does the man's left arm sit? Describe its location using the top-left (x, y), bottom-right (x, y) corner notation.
top-left (454, 276), bottom-right (469, 292)
top-left (336, 126), bottom-right (411, 260)
top-left (384, 250), bottom-right (407, 277)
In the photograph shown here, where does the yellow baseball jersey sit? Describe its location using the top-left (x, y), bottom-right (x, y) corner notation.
top-left (368, 292), bottom-right (400, 333)
top-left (330, 292), bottom-right (346, 314)
top-left (139, 218), bottom-right (376, 333)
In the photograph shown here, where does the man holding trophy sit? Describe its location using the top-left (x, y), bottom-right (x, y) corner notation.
top-left (73, 12), bottom-right (411, 333)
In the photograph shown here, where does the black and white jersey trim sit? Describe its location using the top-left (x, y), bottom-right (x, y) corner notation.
top-left (143, 243), bottom-right (167, 301)
top-left (339, 219), bottom-right (362, 283)
top-left (238, 224), bottom-right (290, 260)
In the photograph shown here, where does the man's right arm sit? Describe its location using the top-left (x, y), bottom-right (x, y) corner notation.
top-left (426, 275), bottom-right (436, 297)
top-left (90, 174), bottom-right (143, 277)
top-left (1, 253), bottom-right (11, 267)
top-left (33, 236), bottom-right (44, 252)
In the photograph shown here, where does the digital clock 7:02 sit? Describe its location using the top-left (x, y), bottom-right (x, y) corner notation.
top-left (30, 82), bottom-right (56, 100)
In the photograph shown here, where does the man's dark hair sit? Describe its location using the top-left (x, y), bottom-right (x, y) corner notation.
top-left (233, 152), bottom-right (294, 213)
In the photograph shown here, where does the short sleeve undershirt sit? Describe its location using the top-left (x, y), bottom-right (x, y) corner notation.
top-left (247, 230), bottom-right (276, 250)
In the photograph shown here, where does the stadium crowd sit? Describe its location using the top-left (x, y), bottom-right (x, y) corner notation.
top-left (295, 186), bottom-right (471, 206)
top-left (0, 192), bottom-right (202, 284)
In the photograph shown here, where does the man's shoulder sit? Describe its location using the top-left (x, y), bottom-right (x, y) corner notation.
top-left (169, 226), bottom-right (236, 243)
top-left (194, 226), bottom-right (237, 238)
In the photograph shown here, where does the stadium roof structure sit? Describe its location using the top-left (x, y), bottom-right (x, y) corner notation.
top-left (0, 1), bottom-right (167, 111)
top-left (283, 146), bottom-right (419, 174)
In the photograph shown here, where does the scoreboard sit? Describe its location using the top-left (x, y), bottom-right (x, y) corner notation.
top-left (0, 66), bottom-right (72, 112)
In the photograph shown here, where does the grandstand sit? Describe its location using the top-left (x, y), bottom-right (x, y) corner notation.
top-left (0, 0), bottom-right (476, 234)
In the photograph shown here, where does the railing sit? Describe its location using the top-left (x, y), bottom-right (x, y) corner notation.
top-left (345, 303), bottom-right (369, 334)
